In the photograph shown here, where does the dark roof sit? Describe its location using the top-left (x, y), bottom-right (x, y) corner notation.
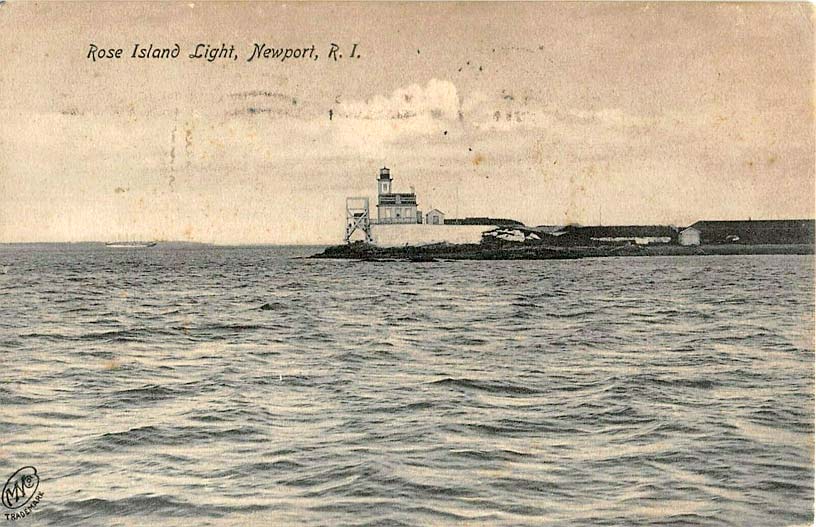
top-left (569, 225), bottom-right (677, 238)
top-left (445, 217), bottom-right (524, 226)
top-left (378, 193), bottom-right (417, 205)
top-left (686, 219), bottom-right (814, 231)
top-left (683, 219), bottom-right (814, 244)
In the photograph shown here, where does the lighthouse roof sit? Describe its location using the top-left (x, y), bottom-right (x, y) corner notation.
top-left (378, 193), bottom-right (417, 205)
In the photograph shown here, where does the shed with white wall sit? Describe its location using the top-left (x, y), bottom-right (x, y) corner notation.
top-left (679, 227), bottom-right (701, 246)
top-left (425, 209), bottom-right (445, 225)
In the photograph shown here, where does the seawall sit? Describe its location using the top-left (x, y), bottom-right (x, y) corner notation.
top-left (370, 224), bottom-right (491, 247)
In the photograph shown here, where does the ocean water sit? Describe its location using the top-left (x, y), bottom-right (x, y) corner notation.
top-left (0, 244), bottom-right (813, 527)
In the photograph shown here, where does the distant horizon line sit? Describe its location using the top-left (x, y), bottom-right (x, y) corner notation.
top-left (0, 241), bottom-right (331, 247)
top-left (2, 217), bottom-right (814, 246)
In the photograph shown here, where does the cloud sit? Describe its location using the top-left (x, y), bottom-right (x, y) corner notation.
top-left (338, 79), bottom-right (460, 122)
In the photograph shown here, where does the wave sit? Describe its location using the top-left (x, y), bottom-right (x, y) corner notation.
top-left (427, 377), bottom-right (542, 395)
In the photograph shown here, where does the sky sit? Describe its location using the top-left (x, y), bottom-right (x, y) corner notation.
top-left (0, 2), bottom-right (813, 244)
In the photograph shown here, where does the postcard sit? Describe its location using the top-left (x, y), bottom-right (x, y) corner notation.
top-left (0, 2), bottom-right (813, 526)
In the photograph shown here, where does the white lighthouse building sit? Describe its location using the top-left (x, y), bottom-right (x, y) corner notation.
top-left (376, 167), bottom-right (419, 224)
top-left (345, 166), bottom-right (492, 246)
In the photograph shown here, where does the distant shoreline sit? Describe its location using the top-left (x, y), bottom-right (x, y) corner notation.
top-left (311, 243), bottom-right (815, 261)
top-left (0, 241), bottom-right (212, 246)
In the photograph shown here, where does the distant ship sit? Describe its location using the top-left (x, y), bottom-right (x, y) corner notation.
top-left (105, 241), bottom-right (157, 248)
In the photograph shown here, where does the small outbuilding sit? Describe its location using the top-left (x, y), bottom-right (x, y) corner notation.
top-left (678, 227), bottom-right (701, 246)
top-left (425, 209), bottom-right (445, 225)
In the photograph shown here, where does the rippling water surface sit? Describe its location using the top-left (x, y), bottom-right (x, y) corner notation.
top-left (1, 245), bottom-right (813, 526)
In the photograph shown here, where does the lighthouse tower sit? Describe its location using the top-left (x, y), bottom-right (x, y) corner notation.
top-left (378, 167), bottom-right (392, 195)
top-left (376, 166), bottom-right (418, 224)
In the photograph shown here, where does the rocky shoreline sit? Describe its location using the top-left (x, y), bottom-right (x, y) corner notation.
top-left (311, 242), bottom-right (814, 261)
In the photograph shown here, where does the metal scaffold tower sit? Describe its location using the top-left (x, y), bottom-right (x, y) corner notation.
top-left (344, 197), bottom-right (373, 243)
